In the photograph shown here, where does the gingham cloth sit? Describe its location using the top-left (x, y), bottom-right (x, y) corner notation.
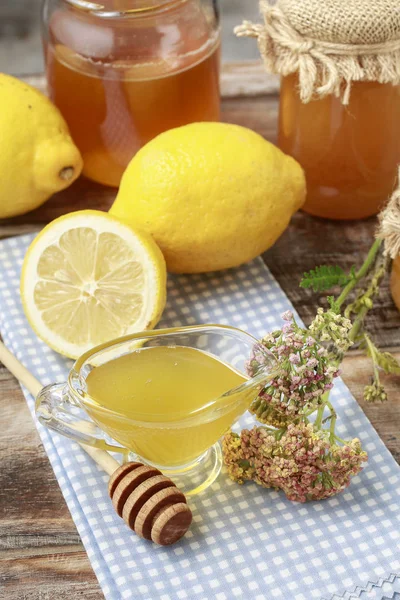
top-left (0, 233), bottom-right (399, 600)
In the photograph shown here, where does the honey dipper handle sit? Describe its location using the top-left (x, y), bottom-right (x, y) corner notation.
top-left (78, 443), bottom-right (120, 476)
top-left (73, 421), bottom-right (121, 476)
top-left (0, 340), bottom-right (42, 397)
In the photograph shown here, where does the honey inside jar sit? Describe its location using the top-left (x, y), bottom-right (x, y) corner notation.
top-left (44, 0), bottom-right (220, 187)
top-left (279, 74), bottom-right (400, 220)
top-left (390, 256), bottom-right (400, 312)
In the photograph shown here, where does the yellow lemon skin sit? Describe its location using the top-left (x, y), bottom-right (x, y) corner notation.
top-left (0, 74), bottom-right (83, 218)
top-left (110, 122), bottom-right (306, 273)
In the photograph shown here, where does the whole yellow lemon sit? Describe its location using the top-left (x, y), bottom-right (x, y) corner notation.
top-left (0, 74), bottom-right (83, 218)
top-left (110, 122), bottom-right (306, 273)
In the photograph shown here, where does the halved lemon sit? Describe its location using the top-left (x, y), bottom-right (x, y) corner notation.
top-left (20, 210), bottom-right (167, 359)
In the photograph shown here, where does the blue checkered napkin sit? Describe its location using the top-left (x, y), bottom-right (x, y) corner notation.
top-left (0, 233), bottom-right (399, 600)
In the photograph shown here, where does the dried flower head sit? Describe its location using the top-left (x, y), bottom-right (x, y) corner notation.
top-left (223, 423), bottom-right (367, 503)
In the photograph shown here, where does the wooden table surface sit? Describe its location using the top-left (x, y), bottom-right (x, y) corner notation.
top-left (1, 67), bottom-right (399, 599)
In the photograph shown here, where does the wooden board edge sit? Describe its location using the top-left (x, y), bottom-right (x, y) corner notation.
top-left (221, 61), bottom-right (279, 98)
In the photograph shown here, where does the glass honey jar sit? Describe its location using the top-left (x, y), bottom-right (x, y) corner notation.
top-left (42, 0), bottom-right (221, 187)
top-left (278, 75), bottom-right (400, 220)
top-left (236, 0), bottom-right (400, 220)
top-left (390, 256), bottom-right (400, 311)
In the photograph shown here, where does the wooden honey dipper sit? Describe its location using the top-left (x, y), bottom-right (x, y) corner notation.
top-left (108, 462), bottom-right (192, 545)
top-left (0, 341), bottom-right (193, 546)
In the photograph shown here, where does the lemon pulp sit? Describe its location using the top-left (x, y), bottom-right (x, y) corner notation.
top-left (21, 210), bottom-right (166, 358)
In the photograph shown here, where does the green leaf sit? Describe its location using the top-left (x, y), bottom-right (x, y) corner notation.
top-left (374, 350), bottom-right (400, 375)
top-left (300, 265), bottom-right (350, 292)
top-left (349, 266), bottom-right (357, 280)
top-left (239, 460), bottom-right (251, 469)
top-left (327, 296), bottom-right (339, 311)
top-left (365, 334), bottom-right (400, 375)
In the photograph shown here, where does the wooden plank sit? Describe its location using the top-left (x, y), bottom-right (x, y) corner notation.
top-left (1, 556), bottom-right (102, 600)
top-left (0, 367), bottom-right (103, 599)
top-left (339, 350), bottom-right (400, 464)
top-left (0, 224), bottom-right (41, 240)
top-left (221, 62), bottom-right (279, 98)
top-left (264, 213), bottom-right (400, 349)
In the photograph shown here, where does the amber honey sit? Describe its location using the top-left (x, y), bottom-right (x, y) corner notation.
top-left (45, 1), bottom-right (220, 187)
top-left (85, 345), bottom-right (248, 467)
top-left (279, 74), bottom-right (400, 220)
top-left (391, 257), bottom-right (400, 311)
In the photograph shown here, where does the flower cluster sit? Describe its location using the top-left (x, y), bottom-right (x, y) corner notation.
top-left (222, 423), bottom-right (367, 503)
top-left (247, 311), bottom-right (340, 423)
top-left (222, 221), bottom-right (397, 504)
top-left (309, 308), bottom-right (353, 353)
top-left (364, 380), bottom-right (388, 403)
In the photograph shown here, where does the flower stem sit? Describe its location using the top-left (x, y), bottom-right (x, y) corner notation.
top-left (314, 394), bottom-right (329, 429)
top-left (364, 333), bottom-right (381, 385)
top-left (346, 255), bottom-right (388, 344)
top-left (325, 399), bottom-right (337, 443)
top-left (334, 435), bottom-right (349, 445)
top-left (348, 305), bottom-right (369, 343)
top-left (336, 239), bottom-right (382, 309)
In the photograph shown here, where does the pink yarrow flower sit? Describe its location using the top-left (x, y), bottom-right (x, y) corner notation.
top-left (222, 424), bottom-right (367, 502)
top-left (247, 313), bottom-right (340, 421)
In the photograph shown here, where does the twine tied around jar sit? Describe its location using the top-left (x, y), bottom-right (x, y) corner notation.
top-left (378, 169), bottom-right (400, 260)
top-left (235, 0), bottom-right (400, 104)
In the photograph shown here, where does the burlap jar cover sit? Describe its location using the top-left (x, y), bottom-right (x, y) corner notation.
top-left (236, 0), bottom-right (400, 104)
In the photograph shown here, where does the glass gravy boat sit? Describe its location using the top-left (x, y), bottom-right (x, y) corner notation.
top-left (36, 325), bottom-right (273, 495)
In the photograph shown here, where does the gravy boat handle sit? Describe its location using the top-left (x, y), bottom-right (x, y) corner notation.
top-left (35, 382), bottom-right (130, 455)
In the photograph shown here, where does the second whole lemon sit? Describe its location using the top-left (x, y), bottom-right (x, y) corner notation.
top-left (110, 122), bottom-right (306, 273)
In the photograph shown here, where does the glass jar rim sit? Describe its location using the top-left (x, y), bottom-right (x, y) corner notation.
top-left (63, 0), bottom-right (187, 18)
